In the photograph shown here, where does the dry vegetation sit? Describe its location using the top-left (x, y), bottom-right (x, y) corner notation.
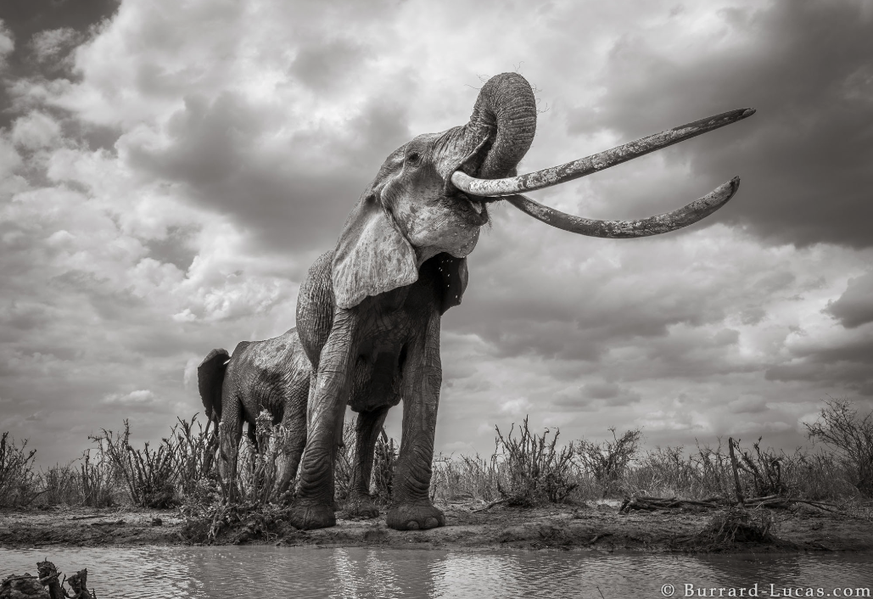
top-left (1, 399), bottom-right (871, 521)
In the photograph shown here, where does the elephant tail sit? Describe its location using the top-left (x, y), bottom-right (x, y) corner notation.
top-left (198, 348), bottom-right (230, 424)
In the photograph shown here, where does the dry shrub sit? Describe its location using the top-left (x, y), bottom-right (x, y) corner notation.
top-left (371, 428), bottom-right (396, 504)
top-left (494, 416), bottom-right (577, 506)
top-left (79, 447), bottom-right (117, 507)
top-left (234, 410), bottom-right (294, 505)
top-left (576, 428), bottom-right (641, 496)
top-left (38, 464), bottom-right (80, 506)
top-left (630, 446), bottom-right (700, 498)
top-left (0, 433), bottom-right (40, 507)
top-left (173, 414), bottom-right (218, 498)
top-left (806, 398), bottom-right (873, 497)
top-left (697, 506), bottom-right (775, 547)
top-left (92, 420), bottom-right (178, 508)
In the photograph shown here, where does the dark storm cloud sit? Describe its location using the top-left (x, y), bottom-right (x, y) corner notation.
top-left (825, 272), bottom-right (873, 329)
top-left (125, 90), bottom-right (412, 253)
top-left (571, 0), bottom-right (873, 248)
top-left (0, 0), bottom-right (119, 127)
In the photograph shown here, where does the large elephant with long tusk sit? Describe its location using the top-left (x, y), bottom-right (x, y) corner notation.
top-left (290, 72), bottom-right (754, 530)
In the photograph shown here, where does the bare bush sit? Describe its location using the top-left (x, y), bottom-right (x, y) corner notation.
top-left (92, 420), bottom-right (178, 508)
top-left (371, 428), bottom-right (396, 504)
top-left (234, 411), bottom-right (295, 505)
top-left (494, 416), bottom-right (577, 506)
top-left (805, 398), bottom-right (873, 497)
top-left (39, 464), bottom-right (81, 506)
top-left (173, 414), bottom-right (218, 498)
top-left (0, 433), bottom-right (40, 507)
top-left (576, 428), bottom-right (641, 496)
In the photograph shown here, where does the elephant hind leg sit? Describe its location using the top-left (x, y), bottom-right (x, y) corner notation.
top-left (274, 372), bottom-right (310, 500)
top-left (345, 406), bottom-right (390, 518)
top-left (218, 393), bottom-right (245, 501)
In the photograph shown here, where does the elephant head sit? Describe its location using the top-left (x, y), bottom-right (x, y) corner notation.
top-left (331, 72), bottom-right (537, 311)
top-left (291, 72), bottom-right (754, 532)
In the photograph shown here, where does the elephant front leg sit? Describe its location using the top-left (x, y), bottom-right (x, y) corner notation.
top-left (289, 319), bottom-right (354, 530)
top-left (387, 317), bottom-right (445, 531)
top-left (345, 406), bottom-right (390, 518)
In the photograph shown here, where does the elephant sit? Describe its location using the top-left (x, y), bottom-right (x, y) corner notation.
top-left (287, 72), bottom-right (754, 531)
top-left (198, 327), bottom-right (312, 499)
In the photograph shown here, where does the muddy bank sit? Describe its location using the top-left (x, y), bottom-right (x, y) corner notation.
top-left (2, 501), bottom-right (871, 553)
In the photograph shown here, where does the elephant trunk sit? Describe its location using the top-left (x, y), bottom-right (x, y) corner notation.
top-left (463, 72), bottom-right (537, 179)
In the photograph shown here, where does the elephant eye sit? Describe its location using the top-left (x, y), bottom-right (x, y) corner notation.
top-left (406, 151), bottom-right (421, 166)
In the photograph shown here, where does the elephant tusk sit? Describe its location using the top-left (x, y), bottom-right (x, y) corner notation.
top-left (504, 177), bottom-right (740, 238)
top-left (450, 108), bottom-right (755, 197)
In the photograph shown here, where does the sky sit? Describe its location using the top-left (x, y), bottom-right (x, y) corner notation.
top-left (1, 0), bottom-right (872, 467)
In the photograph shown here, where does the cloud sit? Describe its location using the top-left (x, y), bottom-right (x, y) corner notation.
top-left (11, 111), bottom-right (62, 149)
top-left (102, 389), bottom-right (157, 405)
top-left (30, 27), bottom-right (82, 64)
top-left (825, 271), bottom-right (873, 329)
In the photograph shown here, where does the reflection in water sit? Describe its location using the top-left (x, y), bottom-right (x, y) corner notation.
top-left (1, 546), bottom-right (871, 598)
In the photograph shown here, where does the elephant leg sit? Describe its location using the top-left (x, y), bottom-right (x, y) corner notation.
top-left (274, 373), bottom-right (310, 500)
top-left (218, 392), bottom-right (244, 502)
top-left (345, 406), bottom-right (390, 518)
top-left (387, 316), bottom-right (445, 531)
top-left (290, 314), bottom-right (355, 529)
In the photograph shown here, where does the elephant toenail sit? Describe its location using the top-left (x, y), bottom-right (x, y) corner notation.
top-left (425, 517), bottom-right (438, 528)
top-left (407, 521), bottom-right (420, 530)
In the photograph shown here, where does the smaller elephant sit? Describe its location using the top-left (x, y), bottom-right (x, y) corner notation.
top-left (198, 328), bottom-right (312, 499)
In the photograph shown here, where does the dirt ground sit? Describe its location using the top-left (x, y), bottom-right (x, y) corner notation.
top-left (2, 500), bottom-right (871, 553)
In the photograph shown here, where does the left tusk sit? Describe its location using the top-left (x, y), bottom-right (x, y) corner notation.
top-left (450, 108), bottom-right (755, 197)
top-left (505, 177), bottom-right (740, 238)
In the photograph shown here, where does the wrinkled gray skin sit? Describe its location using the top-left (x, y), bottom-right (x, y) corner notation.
top-left (198, 328), bottom-right (311, 499)
top-left (291, 73), bottom-right (537, 531)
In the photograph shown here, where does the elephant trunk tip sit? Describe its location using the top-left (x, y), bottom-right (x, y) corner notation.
top-left (742, 108), bottom-right (756, 118)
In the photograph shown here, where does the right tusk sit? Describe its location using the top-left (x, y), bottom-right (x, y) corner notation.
top-left (451, 108), bottom-right (755, 197)
top-left (505, 177), bottom-right (741, 238)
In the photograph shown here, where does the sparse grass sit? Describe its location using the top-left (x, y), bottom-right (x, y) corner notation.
top-left (432, 453), bottom-right (500, 504)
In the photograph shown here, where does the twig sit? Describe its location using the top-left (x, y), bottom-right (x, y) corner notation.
top-left (472, 498), bottom-right (507, 513)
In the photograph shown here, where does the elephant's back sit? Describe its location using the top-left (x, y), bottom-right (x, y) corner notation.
top-left (296, 250), bottom-right (335, 368)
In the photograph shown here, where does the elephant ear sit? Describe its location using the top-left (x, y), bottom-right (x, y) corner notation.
top-left (433, 253), bottom-right (469, 314)
top-left (332, 193), bottom-right (418, 309)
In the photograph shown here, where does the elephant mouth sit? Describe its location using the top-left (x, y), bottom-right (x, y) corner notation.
top-left (451, 108), bottom-right (756, 238)
top-left (454, 192), bottom-right (489, 225)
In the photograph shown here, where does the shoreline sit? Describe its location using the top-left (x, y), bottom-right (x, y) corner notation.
top-left (2, 501), bottom-right (872, 554)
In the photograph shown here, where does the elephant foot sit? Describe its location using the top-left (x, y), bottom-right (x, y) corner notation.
top-left (386, 502), bottom-right (445, 531)
top-left (288, 502), bottom-right (335, 530)
top-left (344, 494), bottom-right (381, 519)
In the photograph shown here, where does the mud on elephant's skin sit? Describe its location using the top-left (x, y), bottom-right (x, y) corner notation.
top-left (290, 72), bottom-right (755, 531)
top-left (198, 328), bottom-right (311, 500)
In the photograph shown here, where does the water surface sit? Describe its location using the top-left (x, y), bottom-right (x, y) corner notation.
top-left (2, 547), bottom-right (871, 598)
